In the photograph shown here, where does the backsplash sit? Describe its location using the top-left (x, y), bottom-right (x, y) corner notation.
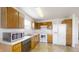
top-left (33, 29), bottom-right (52, 34)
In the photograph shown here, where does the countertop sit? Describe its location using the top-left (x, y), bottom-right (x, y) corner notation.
top-left (0, 33), bottom-right (39, 45)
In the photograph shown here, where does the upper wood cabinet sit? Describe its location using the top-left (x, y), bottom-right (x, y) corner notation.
top-left (1, 7), bottom-right (7, 28)
top-left (18, 13), bottom-right (24, 28)
top-left (34, 22), bottom-right (52, 29)
top-left (7, 7), bottom-right (19, 28)
top-left (1, 7), bottom-right (24, 28)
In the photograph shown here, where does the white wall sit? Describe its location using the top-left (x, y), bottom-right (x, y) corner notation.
top-left (24, 18), bottom-right (33, 35)
top-left (72, 14), bottom-right (79, 47)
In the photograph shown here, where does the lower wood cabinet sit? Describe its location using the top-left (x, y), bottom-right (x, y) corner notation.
top-left (47, 34), bottom-right (52, 43)
top-left (31, 34), bottom-right (39, 49)
top-left (12, 43), bottom-right (21, 52)
top-left (31, 37), bottom-right (35, 49)
top-left (11, 34), bottom-right (39, 52)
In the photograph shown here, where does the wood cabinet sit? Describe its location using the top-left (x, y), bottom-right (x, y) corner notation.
top-left (1, 7), bottom-right (24, 28)
top-left (34, 22), bottom-right (52, 29)
top-left (1, 7), bottom-right (7, 28)
top-left (31, 37), bottom-right (35, 49)
top-left (31, 34), bottom-right (39, 49)
top-left (34, 22), bottom-right (39, 29)
top-left (62, 19), bottom-right (72, 46)
top-left (18, 13), bottom-right (24, 28)
top-left (12, 43), bottom-right (21, 52)
top-left (12, 39), bottom-right (31, 52)
top-left (7, 7), bottom-right (19, 28)
top-left (47, 34), bottom-right (52, 43)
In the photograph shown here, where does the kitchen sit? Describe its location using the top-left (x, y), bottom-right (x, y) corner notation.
top-left (0, 7), bottom-right (79, 52)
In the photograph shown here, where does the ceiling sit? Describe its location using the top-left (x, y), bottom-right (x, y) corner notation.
top-left (19, 7), bottom-right (79, 21)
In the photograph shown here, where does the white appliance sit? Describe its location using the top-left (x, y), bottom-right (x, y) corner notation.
top-left (53, 24), bottom-right (66, 46)
top-left (40, 26), bottom-right (47, 42)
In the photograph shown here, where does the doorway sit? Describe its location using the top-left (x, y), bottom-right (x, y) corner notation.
top-left (62, 19), bottom-right (72, 46)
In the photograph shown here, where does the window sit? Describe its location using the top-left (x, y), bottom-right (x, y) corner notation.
top-left (24, 19), bottom-right (31, 30)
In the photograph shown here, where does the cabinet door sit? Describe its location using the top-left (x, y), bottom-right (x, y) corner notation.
top-left (7, 7), bottom-right (19, 28)
top-left (1, 7), bottom-right (7, 28)
top-left (35, 36), bottom-right (37, 45)
top-left (12, 43), bottom-right (21, 52)
top-left (36, 35), bottom-right (39, 44)
top-left (31, 37), bottom-right (35, 49)
top-left (47, 34), bottom-right (52, 43)
top-left (19, 13), bottom-right (24, 28)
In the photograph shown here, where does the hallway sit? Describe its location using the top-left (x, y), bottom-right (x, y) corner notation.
top-left (31, 43), bottom-right (79, 52)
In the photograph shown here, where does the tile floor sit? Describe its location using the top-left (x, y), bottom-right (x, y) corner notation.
top-left (0, 42), bottom-right (79, 52)
top-left (30, 43), bottom-right (79, 52)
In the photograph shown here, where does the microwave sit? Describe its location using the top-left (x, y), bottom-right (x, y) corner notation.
top-left (3, 33), bottom-right (12, 42)
top-left (3, 32), bottom-right (24, 42)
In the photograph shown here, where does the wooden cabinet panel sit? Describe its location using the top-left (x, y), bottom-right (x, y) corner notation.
top-left (7, 7), bottom-right (19, 28)
top-left (34, 22), bottom-right (38, 29)
top-left (7, 14), bottom-right (19, 28)
top-left (12, 43), bottom-right (21, 52)
top-left (47, 34), bottom-right (52, 43)
top-left (31, 34), bottom-right (39, 49)
top-left (34, 22), bottom-right (52, 29)
top-left (7, 7), bottom-right (16, 15)
top-left (1, 7), bottom-right (24, 28)
top-left (1, 7), bottom-right (7, 28)
top-left (31, 37), bottom-right (35, 49)
top-left (18, 13), bottom-right (24, 28)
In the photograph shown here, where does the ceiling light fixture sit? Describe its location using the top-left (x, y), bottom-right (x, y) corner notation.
top-left (36, 7), bottom-right (44, 18)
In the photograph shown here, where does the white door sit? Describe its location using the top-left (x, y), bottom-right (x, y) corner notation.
top-left (53, 24), bottom-right (66, 46)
